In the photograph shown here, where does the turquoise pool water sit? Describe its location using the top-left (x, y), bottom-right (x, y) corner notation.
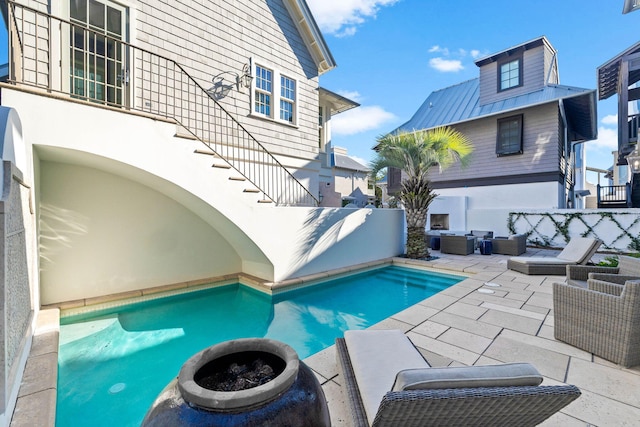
top-left (56, 265), bottom-right (463, 426)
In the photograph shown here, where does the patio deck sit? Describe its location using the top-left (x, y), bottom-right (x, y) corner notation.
top-left (305, 247), bottom-right (640, 426)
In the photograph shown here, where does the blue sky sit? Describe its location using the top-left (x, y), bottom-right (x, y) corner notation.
top-left (307, 0), bottom-right (639, 183)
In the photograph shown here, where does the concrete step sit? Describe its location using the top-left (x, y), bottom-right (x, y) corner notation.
top-left (212, 163), bottom-right (232, 169)
top-left (194, 148), bottom-right (219, 156)
top-left (229, 176), bottom-right (246, 182)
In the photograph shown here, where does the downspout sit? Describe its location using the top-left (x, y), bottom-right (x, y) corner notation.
top-left (559, 99), bottom-right (574, 208)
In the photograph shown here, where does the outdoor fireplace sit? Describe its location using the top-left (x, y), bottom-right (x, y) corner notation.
top-left (430, 214), bottom-right (450, 230)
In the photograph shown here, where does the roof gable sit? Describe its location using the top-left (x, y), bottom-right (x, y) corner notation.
top-left (282, 0), bottom-right (336, 74)
top-left (474, 36), bottom-right (554, 67)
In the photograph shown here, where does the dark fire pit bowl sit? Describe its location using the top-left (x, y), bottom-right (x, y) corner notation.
top-left (142, 338), bottom-right (330, 426)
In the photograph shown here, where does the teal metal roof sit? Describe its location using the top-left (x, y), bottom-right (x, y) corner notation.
top-left (397, 79), bottom-right (597, 141)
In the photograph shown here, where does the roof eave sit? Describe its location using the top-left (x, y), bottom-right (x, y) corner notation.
top-left (319, 87), bottom-right (360, 114)
top-left (283, 0), bottom-right (337, 75)
top-left (400, 89), bottom-right (597, 141)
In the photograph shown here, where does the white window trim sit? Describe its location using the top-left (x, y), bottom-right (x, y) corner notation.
top-left (250, 59), bottom-right (299, 127)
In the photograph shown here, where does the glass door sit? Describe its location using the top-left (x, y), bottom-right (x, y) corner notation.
top-left (69, 0), bottom-right (126, 106)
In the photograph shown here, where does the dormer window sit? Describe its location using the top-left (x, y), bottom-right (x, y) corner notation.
top-left (498, 56), bottom-right (522, 91)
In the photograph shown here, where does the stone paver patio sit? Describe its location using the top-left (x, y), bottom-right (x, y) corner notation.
top-left (305, 248), bottom-right (640, 427)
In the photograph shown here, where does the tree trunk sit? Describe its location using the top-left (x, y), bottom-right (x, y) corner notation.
top-left (406, 226), bottom-right (428, 259)
top-left (405, 206), bottom-right (429, 259)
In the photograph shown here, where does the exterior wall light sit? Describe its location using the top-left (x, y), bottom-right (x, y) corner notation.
top-left (626, 146), bottom-right (640, 173)
top-left (236, 63), bottom-right (253, 90)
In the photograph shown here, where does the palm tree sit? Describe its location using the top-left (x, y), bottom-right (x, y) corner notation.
top-left (371, 127), bottom-right (473, 259)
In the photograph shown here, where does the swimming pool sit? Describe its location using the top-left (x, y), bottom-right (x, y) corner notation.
top-left (56, 265), bottom-right (463, 426)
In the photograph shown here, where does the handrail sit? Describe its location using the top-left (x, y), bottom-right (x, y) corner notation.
top-left (596, 183), bottom-right (631, 208)
top-left (5, 1), bottom-right (318, 206)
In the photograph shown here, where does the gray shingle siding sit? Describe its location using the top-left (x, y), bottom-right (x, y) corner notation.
top-left (428, 103), bottom-right (561, 186)
top-left (134, 0), bottom-right (320, 161)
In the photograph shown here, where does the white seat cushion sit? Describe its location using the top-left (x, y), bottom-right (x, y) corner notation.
top-left (344, 329), bottom-right (429, 424)
top-left (392, 363), bottom-right (543, 391)
top-left (557, 237), bottom-right (597, 262)
top-left (509, 257), bottom-right (575, 265)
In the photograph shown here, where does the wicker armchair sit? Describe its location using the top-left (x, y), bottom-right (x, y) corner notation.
top-left (566, 255), bottom-right (640, 288)
top-left (440, 235), bottom-right (475, 255)
top-left (336, 330), bottom-right (581, 427)
top-left (491, 234), bottom-right (527, 256)
top-left (553, 279), bottom-right (640, 367)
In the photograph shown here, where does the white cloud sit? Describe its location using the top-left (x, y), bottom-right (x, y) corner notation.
top-left (470, 49), bottom-right (481, 59)
top-left (589, 126), bottom-right (618, 150)
top-left (428, 45), bottom-right (449, 55)
top-left (306, 0), bottom-right (400, 36)
top-left (332, 105), bottom-right (396, 135)
top-left (602, 114), bottom-right (618, 125)
top-left (337, 90), bottom-right (362, 102)
top-left (429, 57), bottom-right (464, 72)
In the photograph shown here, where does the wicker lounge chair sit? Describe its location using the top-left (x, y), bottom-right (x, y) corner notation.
top-left (491, 234), bottom-right (527, 256)
top-left (553, 279), bottom-right (640, 367)
top-left (439, 235), bottom-right (475, 255)
top-left (336, 329), bottom-right (581, 427)
top-left (566, 255), bottom-right (640, 288)
top-left (507, 237), bottom-right (601, 275)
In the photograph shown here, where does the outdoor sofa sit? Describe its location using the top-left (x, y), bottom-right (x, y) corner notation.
top-left (507, 237), bottom-right (602, 275)
top-left (439, 234), bottom-right (475, 255)
top-left (336, 329), bottom-right (581, 427)
top-left (566, 255), bottom-right (640, 288)
top-left (553, 279), bottom-right (640, 367)
top-left (491, 234), bottom-right (527, 256)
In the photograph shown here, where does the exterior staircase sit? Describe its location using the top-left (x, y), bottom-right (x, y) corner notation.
top-left (5, 1), bottom-right (317, 207)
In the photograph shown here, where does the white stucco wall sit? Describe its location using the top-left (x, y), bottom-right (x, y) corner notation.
top-left (3, 89), bottom-right (406, 302)
top-left (429, 181), bottom-right (562, 236)
top-left (38, 161), bottom-right (243, 304)
top-left (252, 207), bottom-right (405, 280)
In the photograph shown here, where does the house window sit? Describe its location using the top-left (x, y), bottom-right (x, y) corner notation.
top-left (498, 57), bottom-right (522, 91)
top-left (254, 65), bottom-right (273, 117)
top-left (252, 62), bottom-right (298, 125)
top-left (69, 0), bottom-right (126, 105)
top-left (280, 75), bottom-right (296, 123)
top-left (496, 115), bottom-right (523, 156)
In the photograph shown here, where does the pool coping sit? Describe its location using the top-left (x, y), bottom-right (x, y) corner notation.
top-left (11, 257), bottom-right (471, 426)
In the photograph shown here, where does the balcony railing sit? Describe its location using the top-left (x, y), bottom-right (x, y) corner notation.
top-left (596, 183), bottom-right (631, 208)
top-left (4, 1), bottom-right (318, 206)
